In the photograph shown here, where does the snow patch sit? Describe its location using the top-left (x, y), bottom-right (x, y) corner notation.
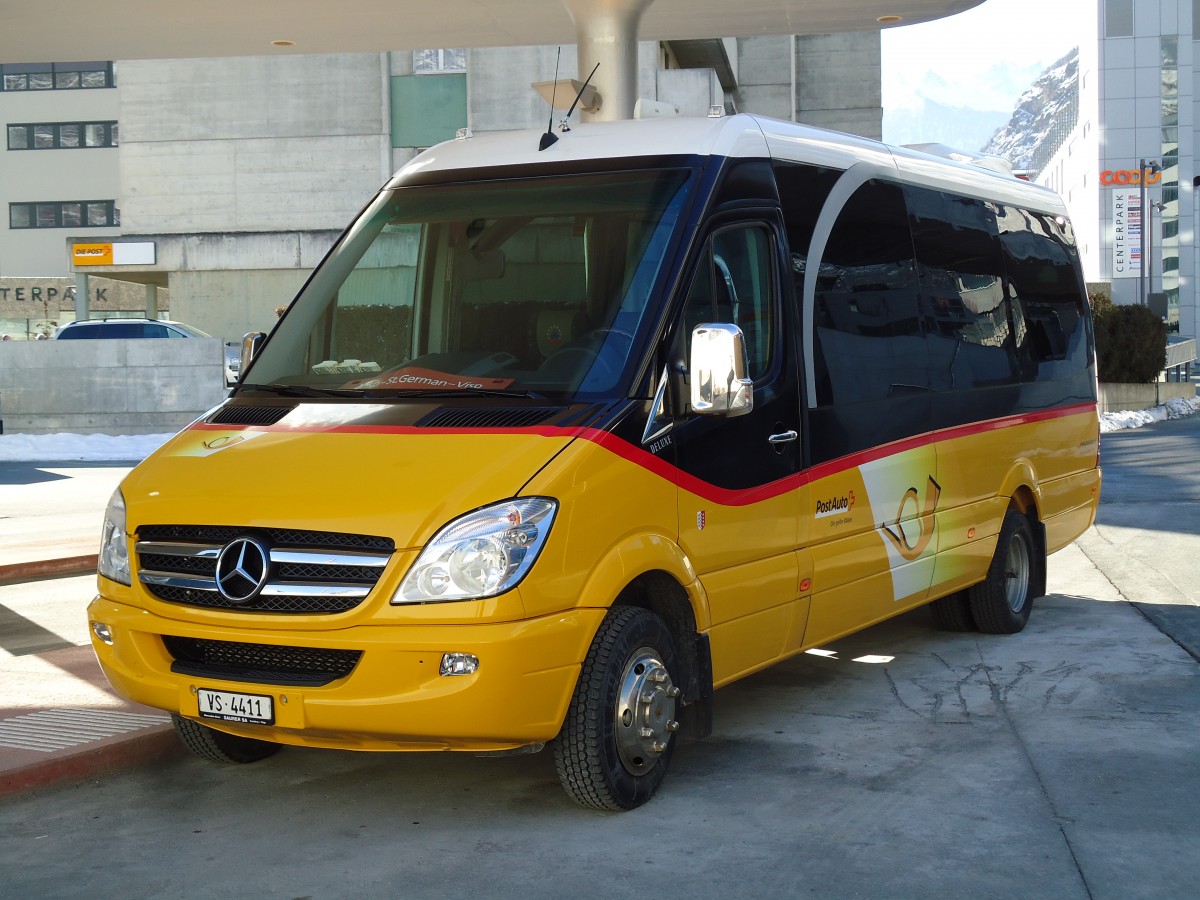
top-left (0, 432), bottom-right (172, 462)
top-left (1100, 396), bottom-right (1200, 433)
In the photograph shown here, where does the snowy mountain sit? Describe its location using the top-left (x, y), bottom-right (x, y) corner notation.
top-left (980, 49), bottom-right (1079, 174)
top-left (883, 100), bottom-right (1009, 159)
top-left (882, 57), bottom-right (1048, 151)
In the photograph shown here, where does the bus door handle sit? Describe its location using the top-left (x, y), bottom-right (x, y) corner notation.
top-left (768, 430), bottom-right (798, 446)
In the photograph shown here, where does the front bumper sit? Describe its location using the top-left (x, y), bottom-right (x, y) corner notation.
top-left (87, 596), bottom-right (604, 752)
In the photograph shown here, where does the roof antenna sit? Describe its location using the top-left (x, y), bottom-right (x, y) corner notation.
top-left (559, 62), bottom-right (600, 134)
top-left (539, 47), bottom-right (562, 152)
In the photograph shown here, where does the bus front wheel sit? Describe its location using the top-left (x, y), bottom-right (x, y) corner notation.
top-left (969, 509), bottom-right (1040, 634)
top-left (171, 714), bottom-right (281, 764)
top-left (554, 606), bottom-right (681, 810)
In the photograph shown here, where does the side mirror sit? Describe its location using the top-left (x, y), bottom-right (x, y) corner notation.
top-left (240, 331), bottom-right (266, 382)
top-left (689, 323), bottom-right (753, 417)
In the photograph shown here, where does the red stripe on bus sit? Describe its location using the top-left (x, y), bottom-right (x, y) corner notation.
top-left (188, 402), bottom-right (1097, 508)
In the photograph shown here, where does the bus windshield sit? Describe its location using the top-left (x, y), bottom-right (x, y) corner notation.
top-left (244, 168), bottom-right (693, 400)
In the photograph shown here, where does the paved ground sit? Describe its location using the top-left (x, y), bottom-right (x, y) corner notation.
top-left (0, 418), bottom-right (1198, 898)
top-left (0, 462), bottom-right (180, 796)
top-left (0, 462), bottom-right (131, 579)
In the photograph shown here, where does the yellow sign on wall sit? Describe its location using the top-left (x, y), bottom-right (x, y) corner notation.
top-left (72, 243), bottom-right (114, 266)
top-left (71, 241), bottom-right (156, 267)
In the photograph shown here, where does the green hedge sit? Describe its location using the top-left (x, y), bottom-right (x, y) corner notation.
top-left (1091, 293), bottom-right (1167, 384)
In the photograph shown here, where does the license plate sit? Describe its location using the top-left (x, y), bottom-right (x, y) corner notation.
top-left (197, 688), bottom-right (274, 725)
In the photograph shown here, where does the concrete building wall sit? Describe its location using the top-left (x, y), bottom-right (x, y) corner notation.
top-left (656, 68), bottom-right (723, 117)
top-left (168, 269), bottom-right (313, 341)
top-left (467, 42), bottom-right (665, 133)
top-left (469, 45), bottom-right (577, 132)
top-left (117, 54), bottom-right (392, 234)
top-left (735, 36), bottom-right (794, 120)
top-left (0, 80), bottom-right (121, 276)
top-left (0, 338), bottom-right (227, 434)
top-left (794, 33), bottom-right (882, 139)
top-left (73, 230), bottom-right (342, 343)
top-left (733, 33), bottom-right (882, 138)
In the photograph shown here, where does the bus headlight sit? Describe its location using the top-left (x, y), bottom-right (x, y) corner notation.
top-left (393, 498), bottom-right (557, 603)
top-left (98, 489), bottom-right (131, 586)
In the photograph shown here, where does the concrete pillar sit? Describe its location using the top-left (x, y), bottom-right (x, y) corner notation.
top-left (562, 0), bottom-right (656, 122)
top-left (146, 284), bottom-right (159, 319)
top-left (74, 273), bottom-right (89, 322)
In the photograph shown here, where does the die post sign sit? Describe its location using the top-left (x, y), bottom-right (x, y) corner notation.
top-left (71, 242), bottom-right (156, 267)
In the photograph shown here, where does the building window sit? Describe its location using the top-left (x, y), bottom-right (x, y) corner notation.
top-left (1104, 0), bottom-right (1133, 37)
top-left (0, 62), bottom-right (115, 91)
top-left (413, 49), bottom-right (466, 73)
top-left (8, 201), bottom-right (119, 229)
top-left (7, 121), bottom-right (118, 150)
top-left (390, 73), bottom-right (468, 148)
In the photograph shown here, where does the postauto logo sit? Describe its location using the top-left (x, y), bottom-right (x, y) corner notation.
top-left (1100, 168), bottom-right (1162, 186)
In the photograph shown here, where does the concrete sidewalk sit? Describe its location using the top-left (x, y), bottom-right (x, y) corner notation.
top-left (0, 460), bottom-right (185, 799)
top-left (0, 646), bottom-right (183, 797)
top-left (0, 461), bottom-right (129, 583)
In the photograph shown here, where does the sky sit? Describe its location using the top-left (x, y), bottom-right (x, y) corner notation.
top-left (881, 0), bottom-right (1093, 149)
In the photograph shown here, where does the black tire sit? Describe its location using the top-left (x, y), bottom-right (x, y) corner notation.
top-left (930, 590), bottom-right (976, 632)
top-left (172, 714), bottom-right (281, 764)
top-left (968, 509), bottom-right (1041, 634)
top-left (554, 606), bottom-right (681, 811)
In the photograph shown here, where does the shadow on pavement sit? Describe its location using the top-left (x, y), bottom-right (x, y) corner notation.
top-left (1133, 601), bottom-right (1200, 662)
top-left (0, 464), bottom-right (73, 486)
top-left (0, 603), bottom-right (73, 656)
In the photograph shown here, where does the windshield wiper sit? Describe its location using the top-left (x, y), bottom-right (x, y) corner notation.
top-left (383, 388), bottom-right (547, 400)
top-left (242, 383), bottom-right (367, 399)
top-left (242, 384), bottom-right (547, 401)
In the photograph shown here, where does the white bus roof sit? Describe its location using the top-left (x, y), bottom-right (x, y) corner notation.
top-left (389, 113), bottom-right (1067, 217)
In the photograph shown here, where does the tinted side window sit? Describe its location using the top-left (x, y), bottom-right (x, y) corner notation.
top-left (994, 204), bottom-right (1089, 378)
top-left (144, 323), bottom-right (171, 338)
top-left (774, 161), bottom-right (841, 299)
top-left (57, 324), bottom-right (99, 339)
top-left (906, 187), bottom-right (1018, 389)
top-left (812, 179), bottom-right (923, 406)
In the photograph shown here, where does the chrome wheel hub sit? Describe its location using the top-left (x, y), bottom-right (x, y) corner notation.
top-left (1004, 533), bottom-right (1031, 613)
top-left (614, 648), bottom-right (680, 775)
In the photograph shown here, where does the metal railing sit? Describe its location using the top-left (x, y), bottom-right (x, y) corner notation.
top-left (1165, 336), bottom-right (1197, 381)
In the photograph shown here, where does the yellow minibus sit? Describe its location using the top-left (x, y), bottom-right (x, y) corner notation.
top-left (89, 113), bottom-right (1100, 809)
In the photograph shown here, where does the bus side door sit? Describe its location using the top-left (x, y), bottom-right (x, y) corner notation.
top-left (670, 218), bottom-right (808, 686)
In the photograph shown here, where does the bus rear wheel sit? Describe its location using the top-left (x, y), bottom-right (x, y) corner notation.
top-left (172, 714), bottom-right (281, 764)
top-left (968, 509), bottom-right (1040, 634)
top-left (554, 606), bottom-right (681, 810)
top-left (930, 590), bottom-right (976, 631)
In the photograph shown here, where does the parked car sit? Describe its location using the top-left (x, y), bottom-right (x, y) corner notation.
top-left (54, 317), bottom-right (240, 386)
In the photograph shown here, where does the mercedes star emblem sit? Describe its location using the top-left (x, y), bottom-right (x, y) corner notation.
top-left (215, 536), bottom-right (271, 603)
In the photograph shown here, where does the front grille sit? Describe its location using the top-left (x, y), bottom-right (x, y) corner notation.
top-left (163, 636), bottom-right (361, 686)
top-left (276, 562), bottom-right (382, 581)
top-left (136, 525), bottom-right (394, 614)
top-left (140, 525), bottom-right (394, 553)
top-left (149, 585), bottom-right (363, 614)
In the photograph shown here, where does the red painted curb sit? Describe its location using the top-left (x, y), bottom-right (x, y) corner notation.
top-left (0, 554), bottom-right (98, 584)
top-left (0, 728), bottom-right (185, 800)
